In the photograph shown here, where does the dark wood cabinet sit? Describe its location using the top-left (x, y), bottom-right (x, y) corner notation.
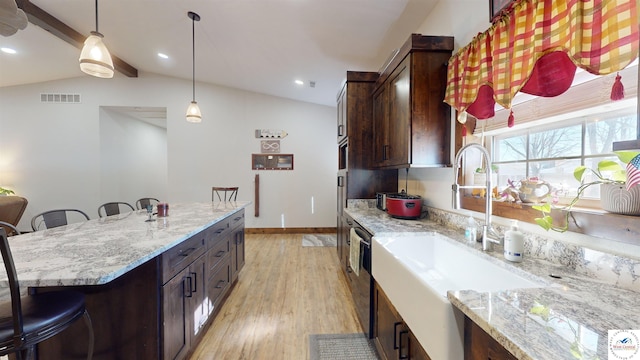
top-left (374, 282), bottom-right (430, 360)
top-left (336, 72), bottom-right (397, 272)
top-left (372, 34), bottom-right (454, 169)
top-left (464, 316), bottom-right (517, 360)
top-left (162, 211), bottom-right (245, 360)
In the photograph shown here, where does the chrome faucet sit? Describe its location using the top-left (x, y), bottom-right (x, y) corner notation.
top-left (452, 143), bottom-right (502, 251)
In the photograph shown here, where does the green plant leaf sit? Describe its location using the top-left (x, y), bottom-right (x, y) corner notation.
top-left (532, 203), bottom-right (551, 212)
top-left (534, 216), bottom-right (552, 231)
top-left (597, 160), bottom-right (623, 173)
top-left (573, 166), bottom-right (587, 182)
top-left (611, 169), bottom-right (627, 182)
top-left (614, 150), bottom-right (640, 164)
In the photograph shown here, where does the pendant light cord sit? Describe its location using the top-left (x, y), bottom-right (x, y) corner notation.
top-left (94, 0), bottom-right (99, 33)
top-left (192, 16), bottom-right (196, 102)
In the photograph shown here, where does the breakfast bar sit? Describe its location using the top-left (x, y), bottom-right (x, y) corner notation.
top-left (0, 202), bottom-right (249, 360)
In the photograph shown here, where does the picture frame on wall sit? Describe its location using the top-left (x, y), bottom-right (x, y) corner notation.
top-left (490, 0), bottom-right (513, 22)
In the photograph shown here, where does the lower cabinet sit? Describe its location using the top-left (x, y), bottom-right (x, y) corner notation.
top-left (374, 282), bottom-right (430, 360)
top-left (162, 254), bottom-right (207, 360)
top-left (464, 316), bottom-right (517, 360)
top-left (162, 210), bottom-right (245, 360)
top-left (230, 220), bottom-right (245, 283)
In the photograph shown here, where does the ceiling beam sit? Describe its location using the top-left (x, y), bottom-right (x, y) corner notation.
top-left (15, 0), bottom-right (138, 78)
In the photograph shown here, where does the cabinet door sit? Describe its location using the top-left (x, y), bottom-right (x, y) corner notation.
top-left (387, 58), bottom-right (411, 167)
top-left (234, 225), bottom-right (245, 273)
top-left (190, 255), bottom-right (209, 342)
top-left (374, 283), bottom-right (404, 360)
top-left (464, 316), bottom-right (517, 360)
top-left (162, 268), bottom-right (190, 360)
top-left (373, 86), bottom-right (389, 167)
top-left (337, 85), bottom-right (347, 143)
top-left (408, 330), bottom-right (431, 360)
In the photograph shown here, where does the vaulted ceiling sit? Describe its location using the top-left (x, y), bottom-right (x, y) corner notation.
top-left (0, 0), bottom-right (439, 107)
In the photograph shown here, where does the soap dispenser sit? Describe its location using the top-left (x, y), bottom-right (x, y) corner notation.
top-left (504, 220), bottom-right (524, 262)
top-left (464, 214), bottom-right (477, 244)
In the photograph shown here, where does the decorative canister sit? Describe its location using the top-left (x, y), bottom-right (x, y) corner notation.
top-left (157, 203), bottom-right (169, 217)
top-left (600, 183), bottom-right (640, 215)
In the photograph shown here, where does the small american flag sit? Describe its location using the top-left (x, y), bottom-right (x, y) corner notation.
top-left (627, 154), bottom-right (640, 191)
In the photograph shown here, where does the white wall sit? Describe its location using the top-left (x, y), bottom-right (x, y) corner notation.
top-left (99, 108), bottom-right (168, 208)
top-left (0, 72), bottom-right (336, 231)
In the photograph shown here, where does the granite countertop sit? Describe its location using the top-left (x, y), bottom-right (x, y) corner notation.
top-left (345, 206), bottom-right (640, 360)
top-left (1, 201), bottom-right (250, 288)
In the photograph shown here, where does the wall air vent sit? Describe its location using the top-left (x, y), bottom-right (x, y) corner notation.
top-left (40, 93), bottom-right (81, 103)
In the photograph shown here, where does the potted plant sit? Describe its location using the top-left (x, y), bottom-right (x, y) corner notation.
top-left (534, 150), bottom-right (640, 232)
top-left (0, 187), bottom-right (15, 196)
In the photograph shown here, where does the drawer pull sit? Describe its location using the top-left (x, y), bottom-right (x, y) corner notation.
top-left (180, 247), bottom-right (196, 257)
top-left (234, 216), bottom-right (242, 221)
top-left (215, 228), bottom-right (225, 234)
top-left (215, 279), bottom-right (226, 289)
top-left (215, 250), bottom-right (226, 257)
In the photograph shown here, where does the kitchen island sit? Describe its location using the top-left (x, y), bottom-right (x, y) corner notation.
top-left (345, 202), bottom-right (640, 360)
top-left (1, 201), bottom-right (249, 360)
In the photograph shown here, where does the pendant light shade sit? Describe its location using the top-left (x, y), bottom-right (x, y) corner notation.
top-left (79, 0), bottom-right (113, 78)
top-left (186, 101), bottom-right (202, 122)
top-left (186, 11), bottom-right (202, 123)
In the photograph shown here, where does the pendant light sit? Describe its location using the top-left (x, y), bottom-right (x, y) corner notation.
top-left (186, 11), bottom-right (202, 123)
top-left (79, 0), bottom-right (114, 78)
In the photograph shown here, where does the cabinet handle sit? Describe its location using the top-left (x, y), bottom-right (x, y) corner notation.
top-left (180, 247), bottom-right (196, 257)
top-left (184, 276), bottom-right (193, 298)
top-left (393, 322), bottom-right (402, 350)
top-left (338, 124), bottom-right (344, 136)
top-left (337, 176), bottom-right (344, 187)
top-left (215, 250), bottom-right (226, 257)
top-left (383, 145), bottom-right (390, 160)
top-left (190, 272), bottom-right (198, 293)
top-left (215, 279), bottom-right (226, 289)
top-left (399, 330), bottom-right (409, 359)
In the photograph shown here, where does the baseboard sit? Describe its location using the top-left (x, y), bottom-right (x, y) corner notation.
top-left (245, 227), bottom-right (337, 235)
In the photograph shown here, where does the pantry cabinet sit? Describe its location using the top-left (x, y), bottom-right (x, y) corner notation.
top-left (373, 282), bottom-right (430, 360)
top-left (372, 34), bottom-right (454, 169)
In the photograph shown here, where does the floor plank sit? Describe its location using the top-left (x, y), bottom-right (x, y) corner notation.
top-left (189, 233), bottom-right (362, 360)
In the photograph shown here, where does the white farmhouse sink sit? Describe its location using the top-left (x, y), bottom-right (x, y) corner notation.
top-left (372, 233), bottom-right (547, 360)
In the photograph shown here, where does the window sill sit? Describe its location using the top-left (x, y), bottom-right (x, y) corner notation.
top-left (461, 196), bottom-right (640, 245)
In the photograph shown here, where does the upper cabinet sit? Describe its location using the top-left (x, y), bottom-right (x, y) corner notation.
top-left (372, 34), bottom-right (454, 169)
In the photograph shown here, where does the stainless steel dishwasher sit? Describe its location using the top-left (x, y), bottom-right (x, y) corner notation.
top-left (347, 224), bottom-right (373, 338)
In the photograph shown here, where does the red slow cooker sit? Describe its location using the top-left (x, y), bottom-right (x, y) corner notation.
top-left (386, 192), bottom-right (422, 219)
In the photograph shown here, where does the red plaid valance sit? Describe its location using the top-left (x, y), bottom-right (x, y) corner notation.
top-left (444, 0), bottom-right (639, 120)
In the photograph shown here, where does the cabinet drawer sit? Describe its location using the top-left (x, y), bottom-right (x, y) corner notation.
top-left (162, 232), bottom-right (206, 284)
top-left (207, 236), bottom-right (230, 273)
top-left (207, 219), bottom-right (230, 248)
top-left (228, 209), bottom-right (244, 230)
top-left (207, 258), bottom-right (231, 311)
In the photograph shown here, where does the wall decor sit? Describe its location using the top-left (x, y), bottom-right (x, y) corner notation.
top-left (254, 129), bottom-right (288, 138)
top-left (490, 0), bottom-right (513, 21)
top-left (260, 140), bottom-right (280, 153)
top-left (252, 154), bottom-right (293, 170)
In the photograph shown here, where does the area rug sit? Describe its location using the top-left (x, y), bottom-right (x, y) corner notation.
top-left (309, 333), bottom-right (379, 360)
top-left (302, 234), bottom-right (337, 247)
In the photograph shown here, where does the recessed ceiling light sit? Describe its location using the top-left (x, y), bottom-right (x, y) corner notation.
top-left (294, 79), bottom-right (304, 85)
top-left (1, 47), bottom-right (17, 54)
top-left (157, 53), bottom-right (169, 59)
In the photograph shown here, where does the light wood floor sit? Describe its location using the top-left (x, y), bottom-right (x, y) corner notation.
top-left (189, 233), bottom-right (363, 360)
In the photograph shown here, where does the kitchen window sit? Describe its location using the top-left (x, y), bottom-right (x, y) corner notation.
top-left (491, 106), bottom-right (638, 205)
